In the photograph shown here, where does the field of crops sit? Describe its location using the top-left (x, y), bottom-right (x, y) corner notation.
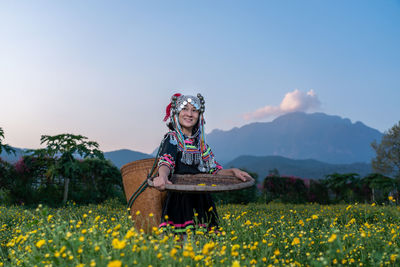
top-left (1, 200), bottom-right (399, 266)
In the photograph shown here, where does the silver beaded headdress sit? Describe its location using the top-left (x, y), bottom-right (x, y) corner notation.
top-left (171, 94), bottom-right (205, 115)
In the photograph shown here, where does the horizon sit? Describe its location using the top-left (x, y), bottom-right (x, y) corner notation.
top-left (2, 111), bottom-right (384, 154)
top-left (1, 1), bottom-right (399, 154)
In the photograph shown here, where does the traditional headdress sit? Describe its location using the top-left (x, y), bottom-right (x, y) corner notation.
top-left (163, 93), bottom-right (216, 172)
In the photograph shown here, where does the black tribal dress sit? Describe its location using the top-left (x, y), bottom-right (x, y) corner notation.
top-left (157, 131), bottom-right (222, 233)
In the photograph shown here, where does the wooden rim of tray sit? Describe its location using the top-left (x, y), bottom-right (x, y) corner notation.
top-left (148, 174), bottom-right (255, 193)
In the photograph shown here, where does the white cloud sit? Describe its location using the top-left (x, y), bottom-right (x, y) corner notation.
top-left (243, 89), bottom-right (321, 120)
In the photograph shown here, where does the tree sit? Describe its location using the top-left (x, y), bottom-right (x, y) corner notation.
top-left (0, 128), bottom-right (17, 204)
top-left (40, 134), bottom-right (104, 204)
top-left (371, 121), bottom-right (400, 179)
top-left (0, 158), bottom-right (15, 203)
top-left (362, 173), bottom-right (395, 203)
top-left (323, 173), bottom-right (361, 203)
top-left (263, 175), bottom-right (308, 204)
top-left (71, 158), bottom-right (123, 204)
top-left (0, 127), bottom-right (16, 157)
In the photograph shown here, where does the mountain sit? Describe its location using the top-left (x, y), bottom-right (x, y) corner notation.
top-left (1, 112), bottom-right (384, 170)
top-left (0, 147), bottom-right (25, 163)
top-left (207, 112), bottom-right (382, 164)
top-left (104, 149), bottom-right (153, 169)
top-left (224, 155), bottom-right (372, 180)
top-left (1, 148), bottom-right (153, 169)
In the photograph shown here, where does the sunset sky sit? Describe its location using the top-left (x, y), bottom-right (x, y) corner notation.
top-left (1, 0), bottom-right (399, 154)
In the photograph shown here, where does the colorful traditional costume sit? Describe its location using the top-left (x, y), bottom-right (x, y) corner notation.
top-left (158, 93), bottom-right (222, 233)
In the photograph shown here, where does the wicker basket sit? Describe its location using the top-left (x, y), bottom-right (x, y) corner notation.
top-left (121, 158), bottom-right (166, 233)
top-left (148, 174), bottom-right (255, 193)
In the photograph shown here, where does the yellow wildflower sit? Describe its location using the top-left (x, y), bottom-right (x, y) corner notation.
top-left (170, 248), bottom-right (178, 258)
top-left (35, 240), bottom-right (46, 248)
top-left (274, 249), bottom-right (280, 256)
top-left (231, 260), bottom-right (240, 267)
top-left (112, 238), bottom-right (126, 250)
top-left (291, 237), bottom-right (300, 245)
top-left (125, 230), bottom-right (135, 239)
top-left (194, 255), bottom-right (204, 261)
top-left (328, 234), bottom-right (337, 243)
top-left (202, 242), bottom-right (215, 255)
top-left (107, 260), bottom-right (122, 267)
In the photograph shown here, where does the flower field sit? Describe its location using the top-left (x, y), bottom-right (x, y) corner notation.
top-left (1, 200), bottom-right (399, 266)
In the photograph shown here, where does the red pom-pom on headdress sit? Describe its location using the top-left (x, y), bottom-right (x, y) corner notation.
top-left (163, 93), bottom-right (182, 121)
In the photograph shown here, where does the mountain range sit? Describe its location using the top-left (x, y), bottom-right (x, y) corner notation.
top-left (0, 147), bottom-right (152, 169)
top-left (207, 112), bottom-right (382, 164)
top-left (224, 155), bottom-right (372, 180)
top-left (1, 112), bottom-right (383, 179)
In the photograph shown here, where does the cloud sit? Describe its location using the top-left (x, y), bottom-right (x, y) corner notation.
top-left (243, 89), bottom-right (321, 120)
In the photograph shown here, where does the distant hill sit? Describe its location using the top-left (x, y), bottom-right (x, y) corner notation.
top-left (0, 147), bottom-right (25, 163)
top-left (104, 149), bottom-right (153, 169)
top-left (1, 112), bottom-right (384, 172)
top-left (1, 147), bottom-right (153, 169)
top-left (224, 155), bottom-right (372, 180)
top-left (207, 112), bottom-right (382, 164)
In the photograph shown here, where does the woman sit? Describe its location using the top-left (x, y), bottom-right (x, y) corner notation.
top-left (153, 93), bottom-right (251, 234)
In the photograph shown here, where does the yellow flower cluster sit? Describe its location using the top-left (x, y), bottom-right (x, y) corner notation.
top-left (1, 201), bottom-right (399, 266)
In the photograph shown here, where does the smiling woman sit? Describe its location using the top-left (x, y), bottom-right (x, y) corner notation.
top-left (152, 93), bottom-right (251, 236)
top-left (178, 103), bottom-right (199, 135)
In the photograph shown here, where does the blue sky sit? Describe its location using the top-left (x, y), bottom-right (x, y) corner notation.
top-left (1, 0), bottom-right (399, 153)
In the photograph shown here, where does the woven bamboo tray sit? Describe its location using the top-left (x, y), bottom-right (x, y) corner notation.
top-left (148, 174), bottom-right (255, 193)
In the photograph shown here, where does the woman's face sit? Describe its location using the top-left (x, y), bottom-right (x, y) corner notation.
top-left (178, 103), bottom-right (199, 133)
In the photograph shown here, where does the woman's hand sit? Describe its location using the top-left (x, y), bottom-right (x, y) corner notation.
top-left (152, 175), bottom-right (172, 191)
top-left (152, 165), bottom-right (172, 191)
top-left (218, 168), bottom-right (252, 182)
top-left (231, 168), bottom-right (252, 182)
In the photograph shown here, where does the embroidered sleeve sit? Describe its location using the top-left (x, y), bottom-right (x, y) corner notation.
top-left (157, 133), bottom-right (178, 172)
top-left (209, 160), bottom-right (223, 174)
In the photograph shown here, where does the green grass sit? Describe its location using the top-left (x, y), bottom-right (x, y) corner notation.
top-left (1, 200), bottom-right (399, 266)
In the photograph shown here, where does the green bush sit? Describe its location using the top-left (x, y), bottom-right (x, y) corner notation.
top-left (263, 175), bottom-right (308, 204)
top-left (212, 171), bottom-right (259, 205)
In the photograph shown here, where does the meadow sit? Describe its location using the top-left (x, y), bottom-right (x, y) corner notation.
top-left (1, 200), bottom-right (399, 267)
